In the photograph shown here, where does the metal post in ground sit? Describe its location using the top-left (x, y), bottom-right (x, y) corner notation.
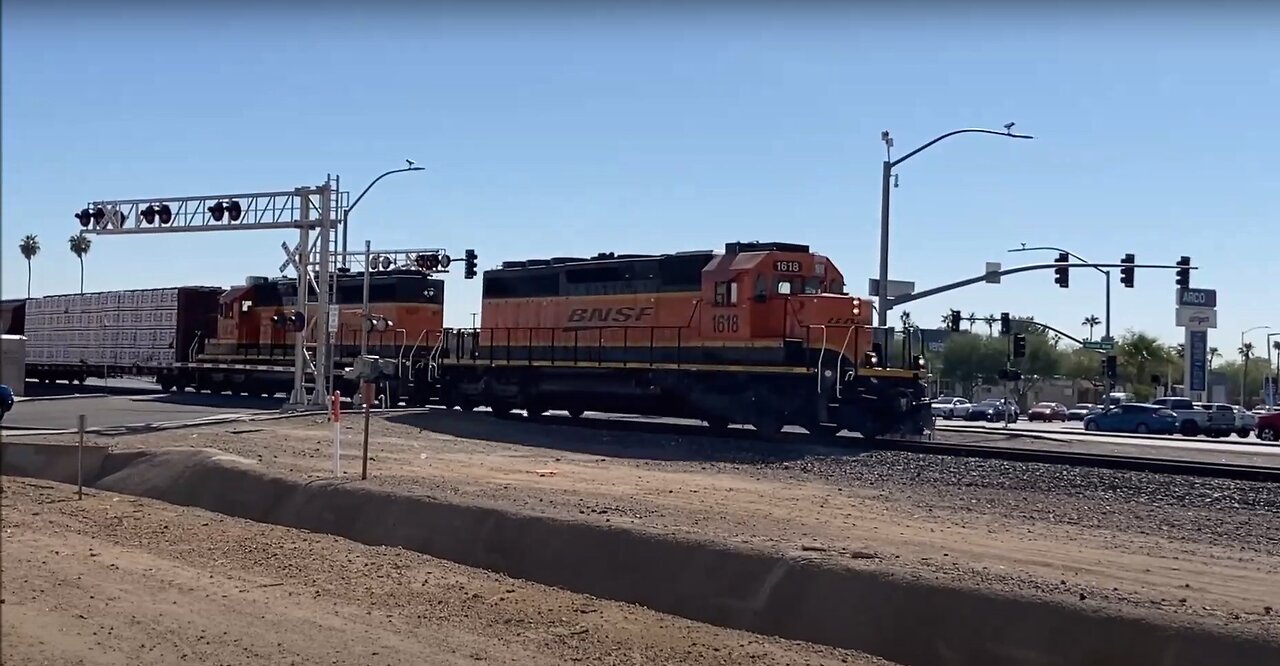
top-left (361, 381), bottom-right (373, 480)
top-left (76, 414), bottom-right (86, 500)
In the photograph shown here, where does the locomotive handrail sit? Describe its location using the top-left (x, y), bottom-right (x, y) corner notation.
top-left (406, 329), bottom-right (429, 381)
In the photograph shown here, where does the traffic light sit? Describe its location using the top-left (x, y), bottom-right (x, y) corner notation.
top-left (1105, 354), bottom-right (1118, 380)
top-left (463, 249), bottom-right (478, 279)
top-left (1053, 252), bottom-right (1069, 288)
top-left (999, 312), bottom-right (1012, 337)
top-left (948, 309), bottom-right (962, 333)
top-left (1120, 254), bottom-right (1135, 289)
top-left (207, 200), bottom-right (243, 222)
top-left (1099, 358), bottom-right (1108, 378)
top-left (1175, 256), bottom-right (1191, 289)
top-left (1012, 334), bottom-right (1027, 359)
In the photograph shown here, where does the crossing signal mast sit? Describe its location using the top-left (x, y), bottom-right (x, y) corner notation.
top-left (76, 179), bottom-right (350, 411)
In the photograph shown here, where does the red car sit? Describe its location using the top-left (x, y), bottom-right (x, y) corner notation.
top-left (1027, 402), bottom-right (1068, 422)
top-left (1257, 411), bottom-right (1280, 443)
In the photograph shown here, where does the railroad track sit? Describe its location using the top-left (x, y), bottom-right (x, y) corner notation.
top-left (457, 409), bottom-right (1280, 484)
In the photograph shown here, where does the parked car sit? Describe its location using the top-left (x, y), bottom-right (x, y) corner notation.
top-left (1082, 403), bottom-right (1179, 435)
top-left (1256, 411), bottom-right (1280, 443)
top-left (1193, 402), bottom-right (1248, 438)
top-left (931, 397), bottom-right (972, 420)
top-left (1066, 403), bottom-right (1096, 421)
top-left (1229, 405), bottom-right (1257, 438)
top-left (1027, 402), bottom-right (1068, 422)
top-left (0, 384), bottom-right (13, 423)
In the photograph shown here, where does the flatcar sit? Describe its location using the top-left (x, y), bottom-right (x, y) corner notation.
top-left (430, 241), bottom-right (934, 438)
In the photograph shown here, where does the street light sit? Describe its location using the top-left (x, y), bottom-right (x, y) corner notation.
top-left (341, 161), bottom-right (426, 266)
top-left (1241, 325), bottom-right (1272, 407)
top-left (877, 125), bottom-right (1034, 327)
top-left (1268, 331), bottom-right (1280, 404)
top-left (1007, 245), bottom-right (1112, 341)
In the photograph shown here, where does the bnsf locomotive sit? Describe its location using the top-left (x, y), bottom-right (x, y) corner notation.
top-left (429, 241), bottom-right (933, 438)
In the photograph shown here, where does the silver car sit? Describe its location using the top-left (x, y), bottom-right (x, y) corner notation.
top-left (931, 397), bottom-right (971, 420)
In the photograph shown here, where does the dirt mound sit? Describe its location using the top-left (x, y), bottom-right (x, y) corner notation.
top-left (83, 446), bottom-right (1280, 666)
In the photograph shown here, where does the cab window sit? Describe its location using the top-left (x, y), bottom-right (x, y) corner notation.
top-left (776, 279), bottom-right (793, 295)
top-left (713, 280), bottom-right (738, 307)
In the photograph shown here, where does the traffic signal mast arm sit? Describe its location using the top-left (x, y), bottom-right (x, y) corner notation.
top-left (888, 260), bottom-right (1199, 310)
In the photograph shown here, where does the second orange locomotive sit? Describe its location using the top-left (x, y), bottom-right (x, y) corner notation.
top-left (434, 241), bottom-right (933, 437)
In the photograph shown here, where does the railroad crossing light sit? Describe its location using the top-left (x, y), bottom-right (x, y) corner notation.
top-left (1053, 252), bottom-right (1069, 289)
top-left (140, 203), bottom-right (173, 225)
top-left (363, 315), bottom-right (393, 333)
top-left (1175, 256), bottom-right (1191, 289)
top-left (438, 253), bottom-right (452, 270)
top-left (852, 299), bottom-right (862, 317)
top-left (1120, 253), bottom-right (1135, 289)
top-left (464, 248), bottom-right (478, 279)
top-left (287, 310), bottom-right (306, 332)
top-left (207, 200), bottom-right (243, 222)
top-left (948, 309), bottom-right (961, 333)
top-left (912, 355), bottom-right (927, 371)
top-left (91, 206), bottom-right (108, 227)
top-left (1012, 334), bottom-right (1027, 359)
top-left (379, 255), bottom-right (393, 271)
top-left (75, 208), bottom-right (93, 228)
top-left (414, 253), bottom-right (441, 271)
top-left (999, 312), bottom-right (1012, 337)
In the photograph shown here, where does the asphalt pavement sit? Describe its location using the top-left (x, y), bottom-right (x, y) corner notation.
top-left (2, 393), bottom-right (282, 431)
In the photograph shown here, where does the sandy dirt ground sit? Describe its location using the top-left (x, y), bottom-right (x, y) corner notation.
top-left (13, 409), bottom-right (1280, 640)
top-left (0, 476), bottom-right (891, 666)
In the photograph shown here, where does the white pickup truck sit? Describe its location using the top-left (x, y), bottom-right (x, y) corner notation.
top-left (1150, 397), bottom-right (1236, 437)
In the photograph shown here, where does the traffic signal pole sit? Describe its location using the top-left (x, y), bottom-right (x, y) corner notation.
top-left (887, 261), bottom-right (1197, 311)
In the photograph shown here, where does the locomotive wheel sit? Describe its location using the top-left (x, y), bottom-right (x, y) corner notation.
top-left (525, 406), bottom-right (547, 420)
top-left (490, 404), bottom-right (513, 417)
top-left (705, 418), bottom-right (730, 433)
top-left (807, 423), bottom-right (841, 438)
top-left (750, 414), bottom-right (785, 440)
top-left (566, 408), bottom-right (585, 419)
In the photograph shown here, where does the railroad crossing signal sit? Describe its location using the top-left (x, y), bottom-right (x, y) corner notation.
top-left (1175, 256), bottom-right (1192, 289)
top-left (1012, 334), bottom-right (1027, 359)
top-left (363, 314), bottom-right (393, 333)
top-left (272, 310), bottom-right (306, 332)
top-left (207, 200), bottom-right (243, 222)
top-left (1053, 252), bottom-right (1069, 288)
top-left (999, 312), bottom-right (1012, 337)
top-left (463, 249), bottom-right (478, 279)
top-left (948, 309), bottom-right (962, 333)
top-left (1120, 254), bottom-right (1135, 288)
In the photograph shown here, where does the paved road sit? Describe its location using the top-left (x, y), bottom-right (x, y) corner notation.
top-left (940, 419), bottom-right (1280, 455)
top-left (2, 393), bottom-right (282, 431)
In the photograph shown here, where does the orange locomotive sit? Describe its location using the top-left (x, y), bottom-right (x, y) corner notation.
top-left (177, 270), bottom-right (445, 400)
top-left (433, 241), bottom-right (933, 438)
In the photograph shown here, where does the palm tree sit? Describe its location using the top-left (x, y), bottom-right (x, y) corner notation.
top-left (983, 314), bottom-right (996, 336)
top-left (939, 313), bottom-right (952, 330)
top-left (898, 310), bottom-right (914, 330)
top-left (68, 232), bottom-right (92, 293)
top-left (1208, 347), bottom-right (1221, 372)
top-left (1239, 342), bottom-right (1256, 405)
top-left (18, 234), bottom-right (40, 298)
top-left (1081, 315), bottom-right (1101, 341)
top-left (966, 312), bottom-right (976, 332)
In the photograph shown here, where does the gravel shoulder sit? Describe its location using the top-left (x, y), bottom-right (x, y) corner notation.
top-left (19, 408), bottom-right (1280, 638)
top-left (0, 476), bottom-right (890, 666)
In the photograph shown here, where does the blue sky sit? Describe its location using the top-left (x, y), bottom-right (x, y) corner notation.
top-left (3, 4), bottom-right (1277, 353)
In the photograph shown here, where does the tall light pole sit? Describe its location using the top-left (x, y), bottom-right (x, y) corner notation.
top-left (1268, 331), bottom-right (1280, 405)
top-left (877, 125), bottom-right (1034, 327)
top-left (1007, 245), bottom-right (1112, 341)
top-left (342, 160), bottom-right (426, 265)
top-left (1241, 325), bottom-right (1271, 407)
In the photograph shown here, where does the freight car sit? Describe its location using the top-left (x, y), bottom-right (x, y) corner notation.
top-left (429, 241), bottom-right (934, 438)
top-left (18, 269), bottom-right (445, 402)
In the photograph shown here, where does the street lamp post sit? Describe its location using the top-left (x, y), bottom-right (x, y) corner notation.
top-left (342, 161), bottom-right (426, 265)
top-left (1241, 325), bottom-right (1272, 407)
top-left (1268, 331), bottom-right (1280, 404)
top-left (1007, 246), bottom-right (1112, 341)
top-left (876, 125), bottom-right (1034, 327)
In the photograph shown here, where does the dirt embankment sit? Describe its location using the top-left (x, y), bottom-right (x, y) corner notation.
top-left (0, 477), bottom-right (890, 666)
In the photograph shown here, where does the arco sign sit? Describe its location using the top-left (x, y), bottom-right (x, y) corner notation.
top-left (1177, 287), bottom-right (1217, 309)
